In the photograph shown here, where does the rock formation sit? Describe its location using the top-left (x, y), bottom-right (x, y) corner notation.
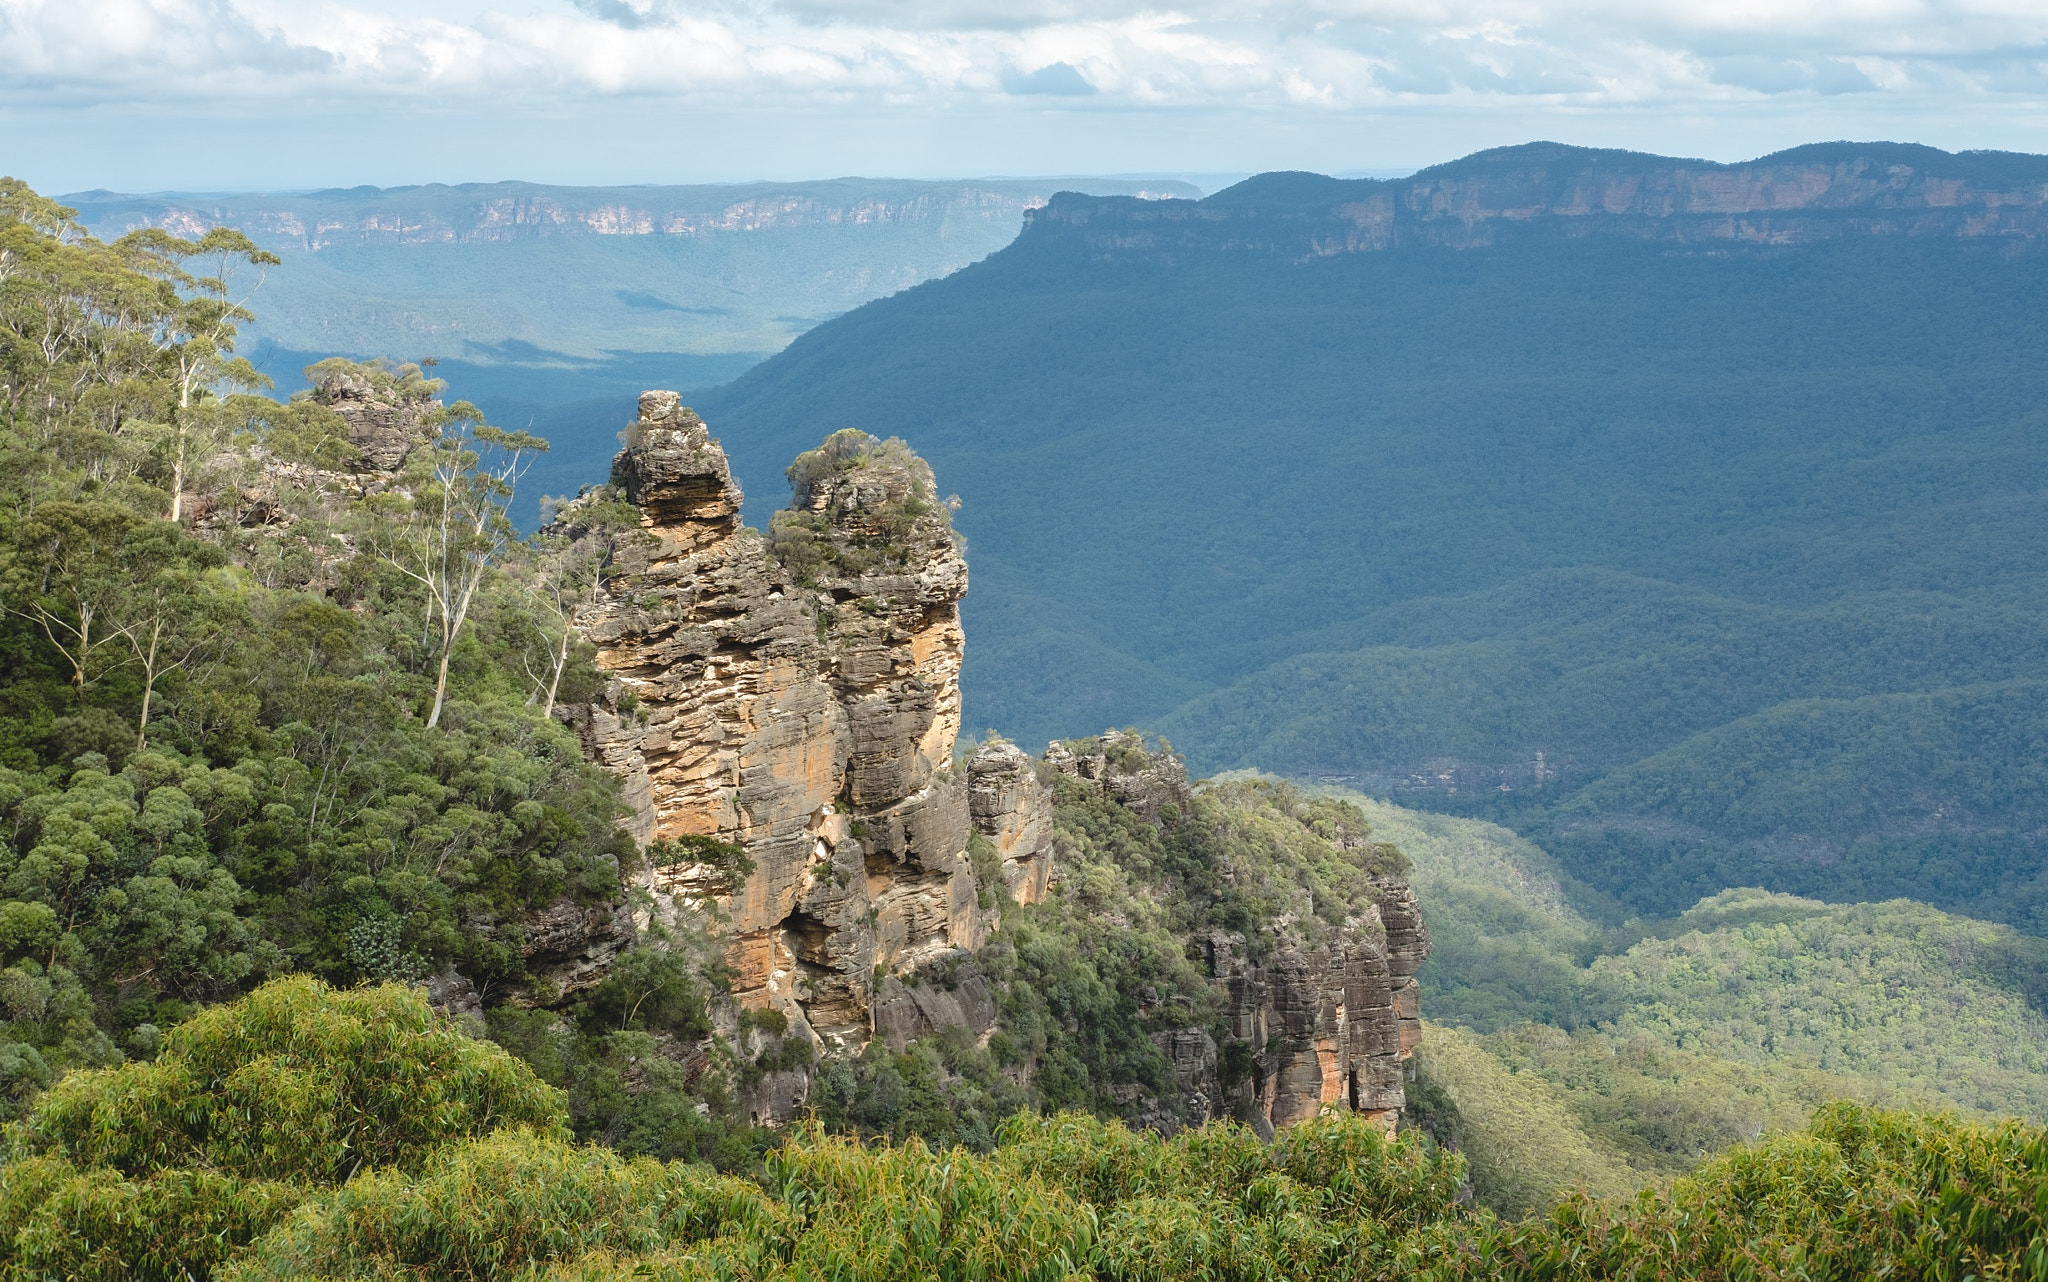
top-left (1048, 732), bottom-right (1430, 1137)
top-left (569, 395), bottom-right (1426, 1131)
top-left (312, 364), bottom-right (438, 473)
top-left (569, 394), bottom-right (1049, 1051)
top-left (968, 741), bottom-right (1055, 905)
top-left (185, 360), bottom-right (439, 533)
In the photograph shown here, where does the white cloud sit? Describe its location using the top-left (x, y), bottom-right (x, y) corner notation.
top-left (1, 0), bottom-right (2045, 111)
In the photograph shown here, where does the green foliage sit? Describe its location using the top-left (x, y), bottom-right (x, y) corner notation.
top-left (224, 1107), bottom-right (1467, 1282)
top-left (0, 975), bottom-right (566, 1281)
top-left (5, 969), bottom-right (2046, 1282)
top-left (0, 1160), bottom-right (304, 1282)
top-left (1345, 787), bottom-right (2048, 1209)
top-left (0, 180), bottom-right (673, 1151)
top-left (1591, 890), bottom-right (2048, 1118)
top-left (966, 830), bottom-right (1002, 909)
top-left (1408, 1104), bottom-right (2048, 1282)
top-left (768, 430), bottom-right (951, 586)
top-left (302, 355), bottom-right (445, 407)
top-left (246, 1100), bottom-right (2048, 1282)
top-left (647, 834), bottom-right (757, 888)
top-left (218, 1127), bottom-right (767, 1282)
top-left (810, 1030), bottom-right (1029, 1151)
top-left (8, 975), bottom-right (567, 1181)
top-left (863, 758), bottom-right (1423, 1132)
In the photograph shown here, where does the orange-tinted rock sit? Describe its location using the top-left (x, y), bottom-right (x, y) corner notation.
top-left (570, 394), bottom-right (1016, 1057)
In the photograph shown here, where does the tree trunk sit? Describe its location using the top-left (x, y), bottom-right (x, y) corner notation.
top-left (542, 623), bottom-right (571, 717)
top-left (135, 618), bottom-right (163, 749)
top-left (426, 643), bottom-right (453, 729)
top-left (168, 425), bottom-right (185, 524)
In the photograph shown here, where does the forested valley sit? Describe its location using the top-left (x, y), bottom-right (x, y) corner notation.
top-left (6, 161), bottom-right (2048, 1282)
top-left (699, 142), bottom-right (2048, 939)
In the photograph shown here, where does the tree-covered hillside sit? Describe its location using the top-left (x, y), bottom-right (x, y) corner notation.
top-left (1343, 786), bottom-right (2048, 1212)
top-left (9, 975), bottom-right (2048, 1281)
top-left (692, 142), bottom-right (2048, 934)
top-left (15, 166), bottom-right (2048, 1276)
top-left (0, 177), bottom-right (649, 1096)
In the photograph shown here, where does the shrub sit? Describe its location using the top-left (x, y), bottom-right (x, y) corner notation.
top-left (0, 975), bottom-right (568, 1281)
top-left (218, 1128), bottom-right (770, 1281)
top-left (9, 974), bottom-right (568, 1183)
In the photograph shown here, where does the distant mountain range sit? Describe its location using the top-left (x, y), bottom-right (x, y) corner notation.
top-left (63, 176), bottom-right (1198, 515)
top-left (690, 141), bottom-right (2048, 934)
top-left (65, 176), bottom-right (1198, 363)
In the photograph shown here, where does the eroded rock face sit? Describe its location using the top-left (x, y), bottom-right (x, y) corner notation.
top-left (1028, 144), bottom-right (2048, 263)
top-left (571, 394), bottom-right (1049, 1056)
top-left (968, 741), bottom-right (1055, 905)
top-left (568, 397), bottom-right (1423, 1134)
top-left (1054, 733), bottom-right (1429, 1136)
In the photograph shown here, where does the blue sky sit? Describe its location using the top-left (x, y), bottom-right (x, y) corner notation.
top-left (4, 0), bottom-right (2047, 192)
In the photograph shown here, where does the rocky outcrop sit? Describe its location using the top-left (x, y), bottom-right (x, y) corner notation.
top-left (871, 952), bottom-right (1001, 1052)
top-left (568, 397), bottom-right (1426, 1134)
top-left (1051, 733), bottom-right (1430, 1137)
top-left (570, 394), bottom-right (1054, 1056)
top-left (1206, 927), bottom-right (1411, 1136)
top-left (1046, 730), bottom-right (1192, 822)
top-left (186, 361), bottom-right (438, 534)
top-left (968, 741), bottom-right (1055, 905)
top-left (312, 366), bottom-right (437, 473)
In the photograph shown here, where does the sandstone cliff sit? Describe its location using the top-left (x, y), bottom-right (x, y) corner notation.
top-left (569, 393), bottom-right (1051, 1051)
top-left (1044, 732), bottom-right (1428, 1136)
top-left (1028, 141), bottom-right (2048, 262)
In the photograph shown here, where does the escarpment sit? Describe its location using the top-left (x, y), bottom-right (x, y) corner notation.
top-left (569, 393), bottom-right (1427, 1130)
top-left (1025, 142), bottom-right (2048, 262)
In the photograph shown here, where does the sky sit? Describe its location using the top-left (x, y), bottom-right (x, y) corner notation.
top-left (3, 0), bottom-right (2048, 193)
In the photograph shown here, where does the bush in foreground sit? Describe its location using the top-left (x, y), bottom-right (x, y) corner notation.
top-left (0, 976), bottom-right (565, 1280)
top-left (2, 974), bottom-right (2046, 1281)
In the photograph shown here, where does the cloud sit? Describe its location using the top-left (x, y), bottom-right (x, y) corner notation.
top-left (1003, 60), bottom-right (1097, 94)
top-left (1, 0), bottom-right (2045, 113)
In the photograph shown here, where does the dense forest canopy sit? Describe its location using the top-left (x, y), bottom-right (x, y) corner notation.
top-left (7, 976), bottom-right (2048, 1282)
top-left (0, 174), bottom-right (1451, 1179)
top-left (0, 176), bottom-right (630, 1087)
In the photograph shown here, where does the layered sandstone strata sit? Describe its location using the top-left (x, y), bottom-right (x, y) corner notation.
top-left (570, 393), bottom-right (1051, 1049)
top-left (318, 371), bottom-right (426, 471)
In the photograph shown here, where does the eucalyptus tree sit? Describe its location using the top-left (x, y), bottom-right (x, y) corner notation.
top-left (117, 225), bottom-right (279, 521)
top-left (365, 408), bottom-right (548, 728)
top-left (525, 486), bottom-right (643, 716)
